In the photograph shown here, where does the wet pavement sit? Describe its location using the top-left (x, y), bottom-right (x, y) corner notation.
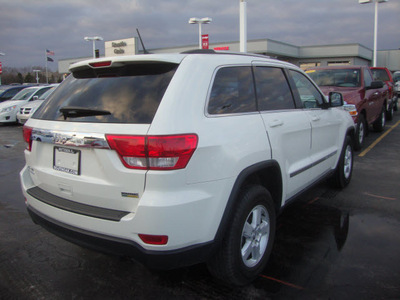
top-left (1, 113), bottom-right (399, 299)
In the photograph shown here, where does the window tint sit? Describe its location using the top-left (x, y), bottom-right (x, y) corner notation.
top-left (34, 63), bottom-right (178, 124)
top-left (363, 68), bottom-right (373, 87)
top-left (208, 67), bottom-right (256, 115)
top-left (254, 67), bottom-right (295, 111)
top-left (33, 87), bottom-right (51, 99)
top-left (371, 69), bottom-right (389, 82)
top-left (289, 70), bottom-right (324, 108)
top-left (307, 69), bottom-right (360, 87)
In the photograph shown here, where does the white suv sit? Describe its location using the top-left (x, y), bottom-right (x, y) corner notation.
top-left (20, 51), bottom-right (355, 285)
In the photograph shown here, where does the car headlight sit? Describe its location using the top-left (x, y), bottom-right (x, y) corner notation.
top-left (1, 105), bottom-right (17, 113)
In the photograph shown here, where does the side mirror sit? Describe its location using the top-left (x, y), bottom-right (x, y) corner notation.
top-left (329, 92), bottom-right (344, 107)
top-left (32, 96), bottom-right (39, 101)
top-left (367, 80), bottom-right (384, 90)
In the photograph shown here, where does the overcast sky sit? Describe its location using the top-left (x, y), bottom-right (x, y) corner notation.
top-left (0, 0), bottom-right (399, 70)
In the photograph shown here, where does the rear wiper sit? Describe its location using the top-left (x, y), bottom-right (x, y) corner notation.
top-left (60, 106), bottom-right (111, 120)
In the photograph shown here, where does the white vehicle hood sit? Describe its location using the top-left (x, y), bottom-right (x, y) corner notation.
top-left (0, 100), bottom-right (27, 109)
top-left (20, 100), bottom-right (44, 109)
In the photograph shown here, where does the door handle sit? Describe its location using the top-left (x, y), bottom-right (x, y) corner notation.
top-left (311, 115), bottom-right (320, 122)
top-left (268, 119), bottom-right (284, 127)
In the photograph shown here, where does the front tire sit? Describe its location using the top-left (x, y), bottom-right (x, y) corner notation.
top-left (386, 103), bottom-right (394, 121)
top-left (330, 136), bottom-right (353, 188)
top-left (207, 185), bottom-right (276, 286)
top-left (354, 115), bottom-right (366, 151)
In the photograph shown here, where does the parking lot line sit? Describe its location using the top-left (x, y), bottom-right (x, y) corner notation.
top-left (259, 274), bottom-right (305, 290)
top-left (358, 120), bottom-right (400, 157)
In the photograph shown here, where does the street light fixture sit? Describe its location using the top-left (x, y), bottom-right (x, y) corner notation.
top-left (33, 70), bottom-right (41, 84)
top-left (84, 36), bottom-right (103, 58)
top-left (359, 0), bottom-right (388, 67)
top-left (188, 17), bottom-right (212, 49)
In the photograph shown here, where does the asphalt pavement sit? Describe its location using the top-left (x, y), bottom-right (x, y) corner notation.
top-left (0, 112), bottom-right (399, 300)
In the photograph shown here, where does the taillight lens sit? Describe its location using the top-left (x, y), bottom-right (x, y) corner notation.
top-left (139, 234), bottom-right (168, 245)
top-left (106, 134), bottom-right (198, 170)
top-left (23, 126), bottom-right (33, 151)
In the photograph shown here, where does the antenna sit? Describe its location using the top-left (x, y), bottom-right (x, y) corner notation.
top-left (136, 28), bottom-right (150, 54)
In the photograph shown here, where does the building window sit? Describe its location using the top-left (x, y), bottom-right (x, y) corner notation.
top-left (299, 62), bottom-right (321, 70)
top-left (327, 61), bottom-right (351, 66)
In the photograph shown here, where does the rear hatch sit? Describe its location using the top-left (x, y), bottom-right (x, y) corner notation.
top-left (24, 57), bottom-right (181, 214)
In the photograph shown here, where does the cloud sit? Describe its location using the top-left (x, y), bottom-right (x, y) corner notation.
top-left (0, 0), bottom-right (399, 69)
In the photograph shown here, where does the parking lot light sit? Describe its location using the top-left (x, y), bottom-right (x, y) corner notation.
top-left (359, 0), bottom-right (388, 67)
top-left (84, 36), bottom-right (103, 58)
top-left (188, 17), bottom-right (212, 49)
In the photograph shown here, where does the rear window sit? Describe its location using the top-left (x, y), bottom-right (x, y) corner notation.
top-left (371, 69), bottom-right (390, 82)
top-left (33, 62), bottom-right (178, 123)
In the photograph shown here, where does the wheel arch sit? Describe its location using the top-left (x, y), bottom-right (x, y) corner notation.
top-left (212, 160), bottom-right (282, 247)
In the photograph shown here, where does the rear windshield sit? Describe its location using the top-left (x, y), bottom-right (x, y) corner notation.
top-left (307, 69), bottom-right (361, 87)
top-left (33, 62), bottom-right (178, 123)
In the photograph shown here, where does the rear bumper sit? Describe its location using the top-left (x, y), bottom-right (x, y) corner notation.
top-left (27, 205), bottom-right (214, 269)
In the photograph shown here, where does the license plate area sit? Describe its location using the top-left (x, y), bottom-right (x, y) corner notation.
top-left (53, 146), bottom-right (81, 175)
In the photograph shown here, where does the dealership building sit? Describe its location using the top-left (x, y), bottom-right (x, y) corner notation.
top-left (58, 37), bottom-right (400, 74)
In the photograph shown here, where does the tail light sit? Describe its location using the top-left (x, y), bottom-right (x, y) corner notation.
top-left (23, 126), bottom-right (33, 151)
top-left (139, 234), bottom-right (168, 245)
top-left (106, 134), bottom-right (198, 170)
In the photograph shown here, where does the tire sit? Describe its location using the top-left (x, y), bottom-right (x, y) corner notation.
top-left (207, 185), bottom-right (276, 286)
top-left (373, 106), bottom-right (386, 132)
top-left (330, 136), bottom-right (353, 189)
top-left (386, 103), bottom-right (393, 121)
top-left (394, 96), bottom-right (398, 111)
top-left (354, 115), bottom-right (366, 151)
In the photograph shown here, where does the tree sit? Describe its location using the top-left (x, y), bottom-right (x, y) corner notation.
top-left (17, 73), bottom-right (23, 84)
top-left (24, 73), bottom-right (34, 83)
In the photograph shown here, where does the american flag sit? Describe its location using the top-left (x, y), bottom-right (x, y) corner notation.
top-left (46, 49), bottom-right (55, 56)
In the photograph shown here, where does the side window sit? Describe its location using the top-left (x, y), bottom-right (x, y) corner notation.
top-left (289, 70), bottom-right (324, 108)
top-left (208, 67), bottom-right (256, 115)
top-left (363, 68), bottom-right (373, 87)
top-left (33, 87), bottom-right (51, 99)
top-left (254, 67), bottom-right (295, 111)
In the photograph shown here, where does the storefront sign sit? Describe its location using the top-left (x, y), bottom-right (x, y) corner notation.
top-left (105, 38), bottom-right (137, 57)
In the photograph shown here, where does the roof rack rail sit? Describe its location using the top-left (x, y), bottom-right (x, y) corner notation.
top-left (181, 49), bottom-right (216, 54)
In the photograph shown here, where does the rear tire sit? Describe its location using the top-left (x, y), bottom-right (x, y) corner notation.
top-left (373, 106), bottom-right (386, 132)
top-left (386, 103), bottom-right (393, 121)
top-left (330, 136), bottom-right (353, 188)
top-left (207, 185), bottom-right (276, 286)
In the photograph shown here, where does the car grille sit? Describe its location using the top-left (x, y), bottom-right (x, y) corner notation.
top-left (20, 107), bottom-right (32, 115)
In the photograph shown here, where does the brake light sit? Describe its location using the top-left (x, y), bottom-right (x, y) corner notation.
top-left (106, 134), bottom-right (198, 170)
top-left (23, 126), bottom-right (33, 151)
top-left (139, 234), bottom-right (168, 245)
top-left (89, 61), bottom-right (112, 68)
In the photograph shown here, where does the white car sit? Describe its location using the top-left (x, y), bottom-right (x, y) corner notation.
top-left (20, 51), bottom-right (356, 285)
top-left (0, 85), bottom-right (52, 124)
top-left (17, 85), bottom-right (59, 124)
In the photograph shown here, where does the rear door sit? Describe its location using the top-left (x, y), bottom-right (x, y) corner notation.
top-left (26, 61), bottom-right (179, 213)
top-left (287, 69), bottom-right (341, 177)
top-left (253, 64), bottom-right (312, 200)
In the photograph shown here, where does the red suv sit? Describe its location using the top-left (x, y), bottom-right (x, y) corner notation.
top-left (370, 67), bottom-right (395, 120)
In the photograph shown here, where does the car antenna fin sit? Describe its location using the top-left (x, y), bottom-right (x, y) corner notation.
top-left (136, 28), bottom-right (151, 54)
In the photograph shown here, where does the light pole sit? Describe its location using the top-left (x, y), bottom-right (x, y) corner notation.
top-left (240, 0), bottom-right (247, 53)
top-left (0, 52), bottom-right (4, 85)
top-left (359, 0), bottom-right (388, 67)
top-left (188, 17), bottom-right (212, 49)
top-left (84, 36), bottom-right (103, 58)
top-left (33, 70), bottom-right (41, 84)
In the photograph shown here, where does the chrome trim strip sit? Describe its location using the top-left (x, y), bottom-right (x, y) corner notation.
top-left (290, 150), bottom-right (337, 178)
top-left (31, 128), bottom-right (110, 149)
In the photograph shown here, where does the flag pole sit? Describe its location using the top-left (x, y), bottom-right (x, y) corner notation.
top-left (45, 50), bottom-right (48, 84)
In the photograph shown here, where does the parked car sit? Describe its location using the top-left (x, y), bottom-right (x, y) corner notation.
top-left (393, 71), bottom-right (400, 111)
top-left (0, 85), bottom-right (31, 103)
top-left (20, 51), bottom-right (355, 286)
top-left (370, 67), bottom-right (395, 119)
top-left (306, 66), bottom-right (388, 150)
top-left (17, 84), bottom-right (59, 124)
top-left (0, 85), bottom-right (52, 124)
